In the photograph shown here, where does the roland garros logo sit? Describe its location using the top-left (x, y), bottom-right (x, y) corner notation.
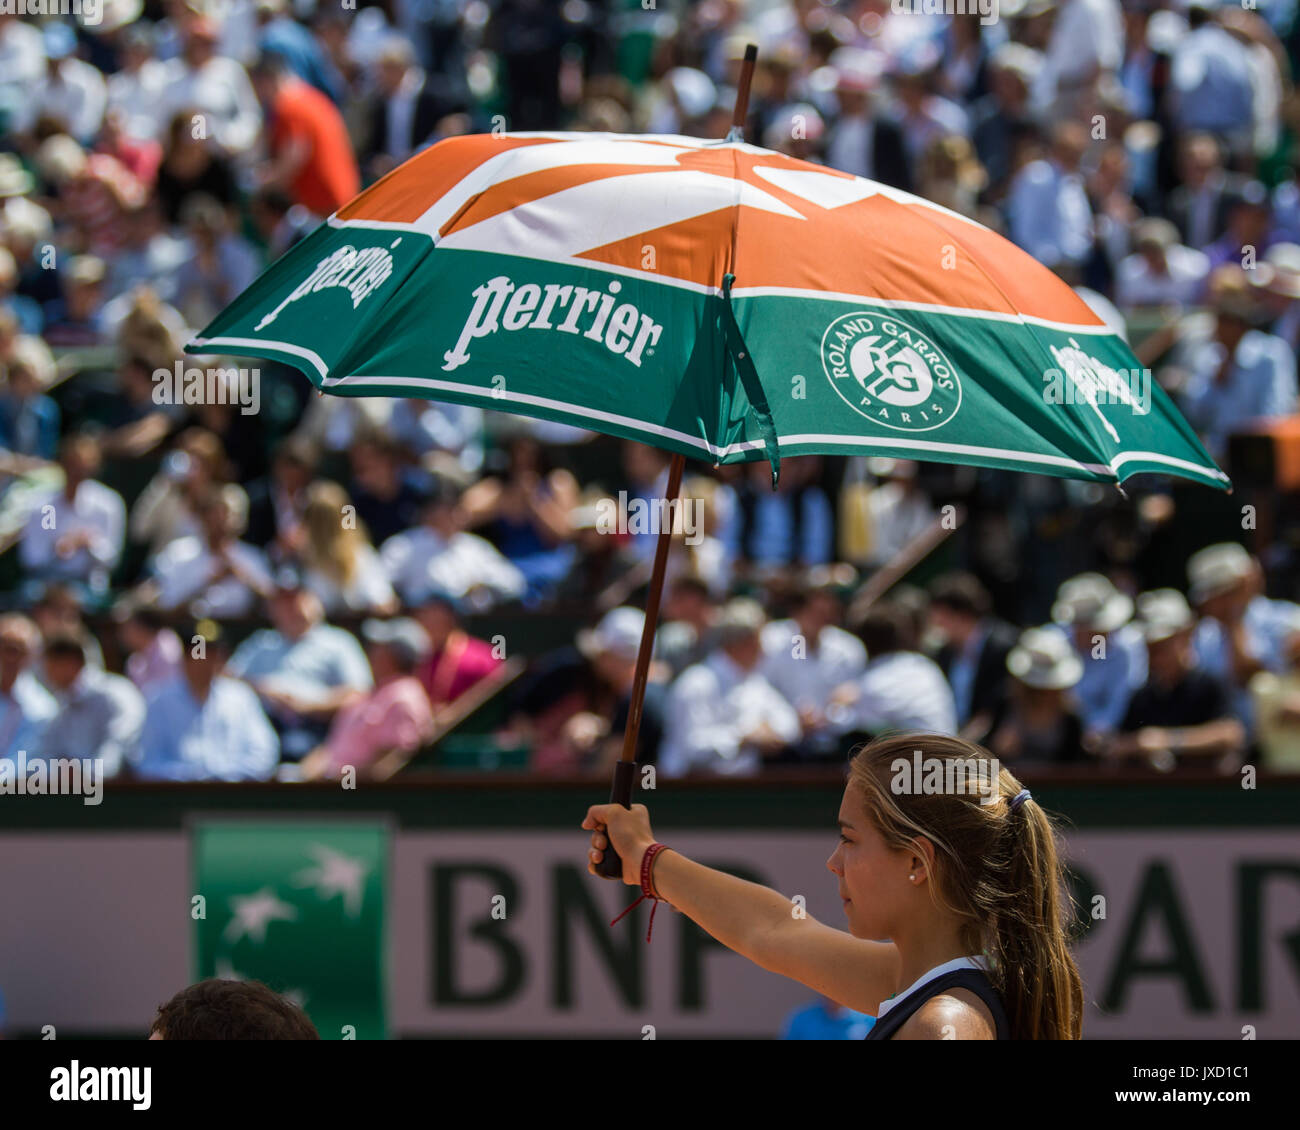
top-left (821, 311), bottom-right (962, 431)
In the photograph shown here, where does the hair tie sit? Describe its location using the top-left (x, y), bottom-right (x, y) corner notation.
top-left (1008, 788), bottom-right (1032, 813)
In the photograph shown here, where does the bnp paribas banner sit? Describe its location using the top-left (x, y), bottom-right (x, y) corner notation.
top-left (192, 821), bottom-right (388, 1039)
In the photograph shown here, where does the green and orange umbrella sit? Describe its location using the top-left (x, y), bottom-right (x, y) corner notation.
top-left (188, 49), bottom-right (1225, 873)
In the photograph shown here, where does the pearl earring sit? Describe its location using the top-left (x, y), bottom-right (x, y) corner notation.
top-left (909, 873), bottom-right (916, 881)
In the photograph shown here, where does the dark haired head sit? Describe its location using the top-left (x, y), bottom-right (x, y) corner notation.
top-left (122, 607), bottom-right (167, 633)
top-left (274, 434), bottom-right (319, 469)
top-left (249, 52), bottom-right (291, 82)
top-left (928, 572), bottom-right (991, 620)
top-left (422, 476), bottom-right (464, 513)
top-left (42, 632), bottom-right (88, 664)
top-left (150, 978), bottom-right (320, 1040)
top-left (669, 574), bottom-right (711, 600)
top-left (36, 582), bottom-right (83, 613)
top-left (252, 185), bottom-right (295, 217)
top-left (855, 601), bottom-right (914, 656)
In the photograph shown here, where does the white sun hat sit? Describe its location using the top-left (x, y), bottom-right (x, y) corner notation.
top-left (1136, 589), bottom-right (1196, 642)
top-left (1007, 627), bottom-right (1084, 690)
top-left (1051, 572), bottom-right (1134, 634)
top-left (1186, 542), bottom-right (1253, 604)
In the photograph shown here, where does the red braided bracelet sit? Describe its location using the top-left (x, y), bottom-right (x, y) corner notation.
top-left (609, 842), bottom-right (670, 942)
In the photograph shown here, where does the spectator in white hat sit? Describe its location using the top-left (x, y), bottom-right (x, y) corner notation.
top-left (1048, 572), bottom-right (1147, 737)
top-left (645, 66), bottom-right (717, 136)
top-left (1107, 589), bottom-right (1245, 770)
top-left (571, 606), bottom-right (666, 773)
top-left (823, 50), bottom-right (910, 190)
top-left (1189, 542), bottom-right (1300, 733)
top-left (762, 101), bottom-right (825, 162)
top-left (1250, 242), bottom-right (1300, 351)
top-left (503, 606), bottom-right (669, 776)
top-left (660, 598), bottom-right (800, 778)
top-left (986, 627), bottom-right (1087, 766)
top-left (1115, 218), bottom-right (1210, 313)
top-left (1174, 264), bottom-right (1297, 459)
top-left (43, 255), bottom-right (112, 348)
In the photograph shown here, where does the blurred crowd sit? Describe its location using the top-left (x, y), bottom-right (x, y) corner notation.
top-left (2, 0), bottom-right (1300, 782)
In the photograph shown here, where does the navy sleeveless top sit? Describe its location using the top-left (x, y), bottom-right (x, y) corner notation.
top-left (864, 968), bottom-right (1011, 1040)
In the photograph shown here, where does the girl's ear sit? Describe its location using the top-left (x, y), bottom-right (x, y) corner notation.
top-left (909, 836), bottom-right (938, 882)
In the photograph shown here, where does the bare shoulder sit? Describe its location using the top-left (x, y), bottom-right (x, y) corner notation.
top-left (893, 988), bottom-right (997, 1041)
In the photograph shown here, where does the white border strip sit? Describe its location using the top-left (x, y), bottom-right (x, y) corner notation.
top-left (189, 335), bottom-right (329, 379)
top-left (186, 337), bottom-right (1227, 484)
top-left (775, 432), bottom-right (1228, 483)
top-left (318, 372), bottom-right (766, 459)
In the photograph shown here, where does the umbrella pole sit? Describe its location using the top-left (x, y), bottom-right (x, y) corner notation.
top-left (594, 47), bottom-right (756, 879)
top-left (595, 451), bottom-right (685, 878)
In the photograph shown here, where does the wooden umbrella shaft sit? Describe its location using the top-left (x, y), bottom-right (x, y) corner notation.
top-left (618, 451), bottom-right (685, 765)
top-left (596, 45), bottom-right (757, 879)
top-left (732, 44), bottom-right (758, 134)
top-left (595, 452), bottom-right (684, 878)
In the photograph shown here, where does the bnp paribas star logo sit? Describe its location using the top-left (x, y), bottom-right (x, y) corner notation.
top-left (821, 311), bottom-right (962, 432)
top-left (195, 823), bottom-right (387, 1039)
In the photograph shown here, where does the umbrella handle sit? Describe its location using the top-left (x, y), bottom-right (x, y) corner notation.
top-left (595, 759), bottom-right (637, 878)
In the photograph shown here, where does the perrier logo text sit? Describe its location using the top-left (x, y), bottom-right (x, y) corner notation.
top-left (821, 310), bottom-right (962, 432)
top-left (256, 241), bottom-right (399, 331)
top-left (443, 276), bottom-right (664, 372)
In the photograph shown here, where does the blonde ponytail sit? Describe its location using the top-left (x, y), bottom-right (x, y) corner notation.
top-left (848, 734), bottom-right (1084, 1039)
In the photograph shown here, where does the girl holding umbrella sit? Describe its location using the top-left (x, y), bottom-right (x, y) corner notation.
top-left (583, 732), bottom-right (1083, 1039)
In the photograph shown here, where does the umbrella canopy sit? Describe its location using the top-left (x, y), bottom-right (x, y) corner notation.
top-left (188, 130), bottom-right (1227, 490)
